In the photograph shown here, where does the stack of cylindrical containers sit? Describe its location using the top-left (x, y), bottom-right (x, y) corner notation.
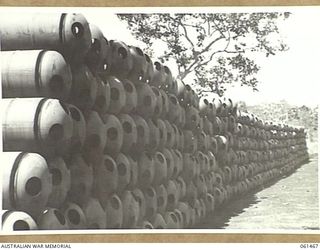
top-left (0, 13), bottom-right (309, 231)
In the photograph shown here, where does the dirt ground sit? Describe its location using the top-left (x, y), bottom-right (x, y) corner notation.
top-left (197, 149), bottom-right (319, 230)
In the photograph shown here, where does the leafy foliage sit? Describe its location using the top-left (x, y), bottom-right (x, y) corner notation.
top-left (118, 12), bottom-right (290, 96)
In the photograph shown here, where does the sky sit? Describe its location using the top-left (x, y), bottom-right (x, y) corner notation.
top-left (2, 6), bottom-right (317, 107)
top-left (79, 7), bottom-right (320, 108)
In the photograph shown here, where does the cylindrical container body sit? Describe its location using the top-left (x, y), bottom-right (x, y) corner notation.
top-left (1, 98), bottom-right (73, 156)
top-left (132, 115), bottom-right (150, 152)
top-left (117, 114), bottom-right (137, 153)
top-left (37, 208), bottom-right (69, 230)
top-left (122, 79), bottom-right (138, 114)
top-left (150, 61), bottom-right (166, 88)
top-left (107, 76), bottom-right (126, 114)
top-left (0, 13), bottom-right (92, 63)
top-left (127, 155), bottom-right (138, 189)
top-left (151, 86), bottom-right (163, 118)
top-left (143, 53), bottom-right (154, 84)
top-left (121, 191), bottom-right (140, 229)
top-left (136, 83), bottom-right (156, 118)
top-left (66, 104), bottom-right (86, 153)
top-left (1, 210), bottom-right (38, 231)
top-left (159, 89), bottom-right (169, 118)
top-left (68, 154), bottom-right (93, 205)
top-left (1, 50), bottom-right (72, 100)
top-left (156, 119), bottom-right (167, 150)
top-left (82, 110), bottom-right (106, 164)
top-left (85, 23), bottom-right (109, 74)
top-left (47, 157), bottom-right (71, 208)
top-left (164, 211), bottom-right (179, 229)
top-left (62, 202), bottom-right (87, 229)
top-left (69, 64), bottom-right (98, 111)
top-left (146, 119), bottom-right (160, 152)
top-left (1, 152), bottom-right (52, 217)
top-left (166, 180), bottom-right (179, 211)
top-left (92, 77), bottom-right (110, 115)
top-left (109, 40), bottom-right (133, 78)
top-left (93, 154), bottom-right (118, 202)
top-left (115, 153), bottom-right (131, 193)
top-left (164, 120), bottom-right (175, 149)
top-left (153, 151), bottom-right (168, 186)
top-left (152, 213), bottom-right (167, 229)
top-left (81, 197), bottom-right (106, 229)
top-left (102, 114), bottom-right (123, 156)
top-left (127, 46), bottom-right (147, 84)
top-left (155, 184), bottom-right (168, 215)
top-left (137, 152), bottom-right (155, 188)
top-left (143, 187), bottom-right (157, 220)
top-left (161, 149), bottom-right (174, 180)
top-left (132, 188), bottom-right (146, 226)
top-left (103, 194), bottom-right (123, 229)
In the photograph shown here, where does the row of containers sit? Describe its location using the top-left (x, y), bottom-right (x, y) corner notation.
top-left (0, 13), bottom-right (309, 230)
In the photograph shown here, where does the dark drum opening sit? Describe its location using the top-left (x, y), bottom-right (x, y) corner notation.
top-left (118, 163), bottom-right (127, 176)
top-left (118, 47), bottom-right (128, 59)
top-left (111, 196), bottom-right (120, 210)
top-left (49, 124), bottom-right (64, 141)
top-left (51, 168), bottom-right (62, 186)
top-left (124, 81), bottom-right (133, 93)
top-left (107, 127), bottom-right (118, 140)
top-left (158, 196), bottom-right (164, 206)
top-left (69, 107), bottom-right (81, 121)
top-left (105, 158), bottom-right (115, 172)
top-left (54, 210), bottom-right (66, 225)
top-left (168, 194), bottom-right (175, 204)
top-left (13, 220), bottom-right (30, 231)
top-left (25, 177), bottom-right (42, 196)
top-left (137, 126), bottom-right (145, 137)
top-left (143, 96), bottom-right (152, 106)
top-left (169, 96), bottom-right (177, 105)
top-left (68, 209), bottom-right (81, 225)
top-left (154, 62), bottom-right (161, 71)
top-left (145, 54), bottom-right (151, 63)
top-left (135, 47), bottom-right (144, 56)
top-left (111, 88), bottom-right (120, 101)
top-left (123, 121), bottom-right (132, 134)
top-left (164, 66), bottom-right (170, 74)
top-left (157, 153), bottom-right (164, 164)
top-left (71, 22), bottom-right (84, 38)
top-left (49, 75), bottom-right (64, 93)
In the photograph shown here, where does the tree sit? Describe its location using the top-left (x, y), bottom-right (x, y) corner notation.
top-left (118, 12), bottom-right (290, 96)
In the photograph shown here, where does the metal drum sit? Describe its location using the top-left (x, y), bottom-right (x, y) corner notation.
top-left (63, 202), bottom-right (87, 229)
top-left (1, 152), bottom-right (52, 217)
top-left (107, 76), bottom-right (126, 114)
top-left (117, 114), bottom-right (137, 153)
top-left (122, 79), bottom-right (138, 114)
top-left (109, 40), bottom-right (133, 78)
top-left (85, 23), bottom-right (109, 74)
top-left (69, 64), bottom-right (98, 111)
top-left (47, 157), bottom-right (71, 208)
top-left (0, 13), bottom-right (92, 63)
top-left (1, 50), bottom-right (72, 100)
top-left (1, 210), bottom-right (38, 231)
top-left (92, 77), bottom-right (110, 115)
top-left (37, 208), bottom-right (69, 230)
top-left (99, 115), bottom-right (121, 156)
top-left (121, 191), bottom-right (140, 229)
top-left (1, 98), bottom-right (73, 156)
top-left (81, 197), bottom-right (106, 229)
top-left (103, 194), bottom-right (123, 229)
